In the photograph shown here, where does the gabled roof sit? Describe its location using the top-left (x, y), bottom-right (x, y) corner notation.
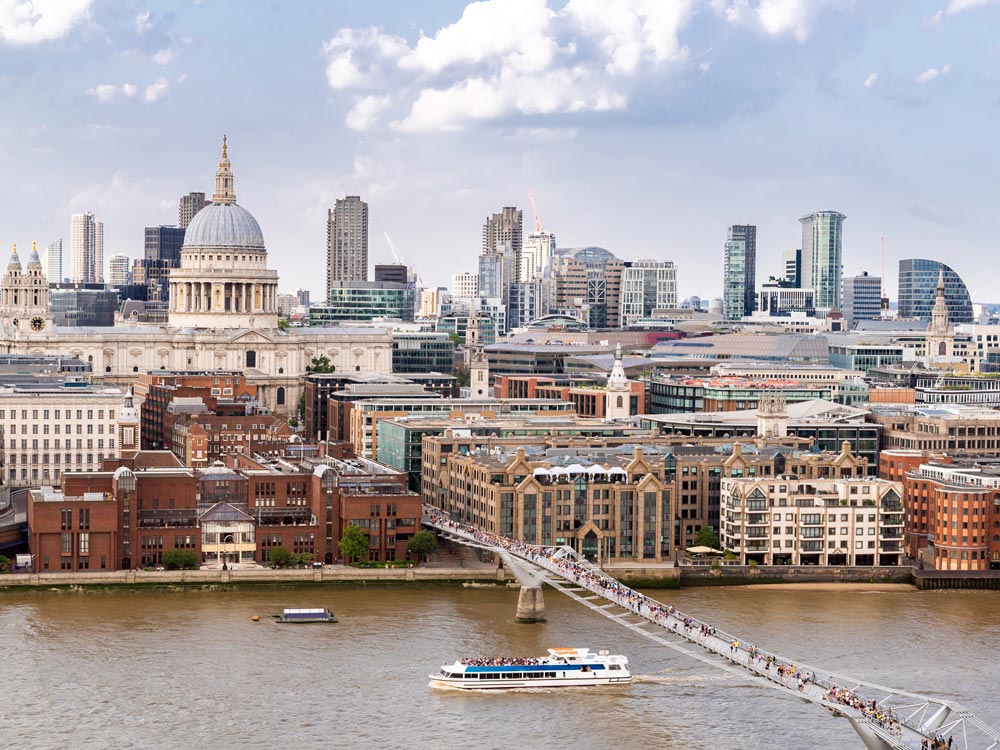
top-left (199, 501), bottom-right (254, 523)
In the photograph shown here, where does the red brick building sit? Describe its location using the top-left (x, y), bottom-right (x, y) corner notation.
top-left (133, 370), bottom-right (257, 449)
top-left (28, 448), bottom-right (422, 570)
top-left (171, 413), bottom-right (292, 466)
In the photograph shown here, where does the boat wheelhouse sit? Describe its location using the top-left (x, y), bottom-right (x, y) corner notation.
top-left (273, 608), bottom-right (338, 623)
top-left (429, 647), bottom-right (631, 689)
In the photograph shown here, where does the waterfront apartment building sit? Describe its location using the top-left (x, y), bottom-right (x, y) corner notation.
top-left (720, 475), bottom-right (904, 566)
top-left (44, 240), bottom-right (62, 284)
top-left (0, 381), bottom-right (133, 487)
top-left (799, 211), bottom-right (845, 309)
top-left (842, 272), bottom-right (882, 326)
top-left (723, 224), bottom-right (756, 321)
top-left (619, 260), bottom-right (677, 326)
top-left (70, 212), bottom-right (104, 284)
top-left (326, 195), bottom-right (369, 295)
top-left (899, 460), bottom-right (1000, 571)
top-left (420, 429), bottom-right (862, 549)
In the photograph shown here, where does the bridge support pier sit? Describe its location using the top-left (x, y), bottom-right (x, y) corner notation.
top-left (846, 717), bottom-right (894, 750)
top-left (515, 585), bottom-right (546, 623)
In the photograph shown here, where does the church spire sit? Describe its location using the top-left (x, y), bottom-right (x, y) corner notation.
top-left (212, 134), bottom-right (236, 204)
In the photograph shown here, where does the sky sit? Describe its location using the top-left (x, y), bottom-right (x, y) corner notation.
top-left (1, 0), bottom-right (999, 303)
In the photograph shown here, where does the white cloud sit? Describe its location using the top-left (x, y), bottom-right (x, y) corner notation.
top-left (400, 0), bottom-right (558, 75)
top-left (88, 82), bottom-right (138, 102)
top-left (712, 0), bottom-right (847, 43)
top-left (144, 77), bottom-right (169, 102)
top-left (924, 9), bottom-right (944, 25)
top-left (0, 0), bottom-right (91, 44)
top-left (152, 46), bottom-right (176, 65)
top-left (915, 64), bottom-right (951, 83)
top-left (322, 27), bottom-right (408, 89)
top-left (946, 0), bottom-right (1000, 14)
top-left (563, 0), bottom-right (694, 74)
top-left (345, 94), bottom-right (392, 131)
top-left (324, 0), bottom-right (694, 132)
top-left (863, 72), bottom-right (878, 88)
top-left (134, 10), bottom-right (152, 35)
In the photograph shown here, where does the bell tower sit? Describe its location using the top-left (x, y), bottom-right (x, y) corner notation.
top-left (1, 242), bottom-right (51, 333)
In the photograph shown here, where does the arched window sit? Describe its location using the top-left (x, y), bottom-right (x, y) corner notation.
top-left (938, 341), bottom-right (946, 356)
top-left (616, 395), bottom-right (624, 409)
top-left (246, 350), bottom-right (256, 368)
top-left (276, 387), bottom-right (286, 406)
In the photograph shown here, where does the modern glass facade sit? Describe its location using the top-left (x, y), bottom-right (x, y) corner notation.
top-left (723, 224), bottom-right (756, 320)
top-left (312, 281), bottom-right (415, 323)
top-left (897, 259), bottom-right (973, 323)
top-left (391, 332), bottom-right (454, 373)
top-left (800, 211), bottom-right (845, 309)
top-left (49, 284), bottom-right (119, 327)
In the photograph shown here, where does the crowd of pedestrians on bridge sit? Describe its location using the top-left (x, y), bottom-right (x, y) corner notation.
top-left (424, 507), bottom-right (933, 748)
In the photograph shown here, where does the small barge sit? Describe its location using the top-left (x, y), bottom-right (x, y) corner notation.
top-left (272, 608), bottom-right (338, 623)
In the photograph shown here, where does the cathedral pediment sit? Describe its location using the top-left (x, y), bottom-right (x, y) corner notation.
top-left (226, 328), bottom-right (277, 344)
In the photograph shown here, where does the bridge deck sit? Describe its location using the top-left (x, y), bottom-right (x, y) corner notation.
top-left (425, 509), bottom-right (1000, 750)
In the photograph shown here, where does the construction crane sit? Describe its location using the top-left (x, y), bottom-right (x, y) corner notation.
top-left (528, 190), bottom-right (544, 233)
top-left (384, 232), bottom-right (404, 265)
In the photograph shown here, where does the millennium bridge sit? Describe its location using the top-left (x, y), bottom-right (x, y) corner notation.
top-left (423, 507), bottom-right (1000, 750)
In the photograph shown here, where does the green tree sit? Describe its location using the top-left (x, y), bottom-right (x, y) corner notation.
top-left (268, 546), bottom-right (294, 568)
top-left (338, 524), bottom-right (370, 564)
top-left (693, 527), bottom-right (720, 550)
top-left (277, 319), bottom-right (289, 330)
top-left (0, 554), bottom-right (10, 573)
top-left (161, 549), bottom-right (198, 570)
top-left (453, 364), bottom-right (471, 388)
top-left (447, 332), bottom-right (464, 347)
top-left (307, 355), bottom-right (334, 374)
top-left (406, 530), bottom-right (438, 562)
top-left (291, 551), bottom-right (315, 567)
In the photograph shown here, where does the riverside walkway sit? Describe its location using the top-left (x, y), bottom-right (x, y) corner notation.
top-left (424, 507), bottom-right (1000, 750)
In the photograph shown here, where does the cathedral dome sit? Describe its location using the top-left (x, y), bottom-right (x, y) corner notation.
top-left (183, 202), bottom-right (264, 250)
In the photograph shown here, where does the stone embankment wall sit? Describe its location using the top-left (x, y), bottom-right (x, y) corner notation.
top-left (0, 566), bottom-right (510, 590)
top-left (680, 565), bottom-right (914, 587)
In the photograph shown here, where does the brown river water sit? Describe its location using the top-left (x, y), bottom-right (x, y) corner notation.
top-left (1, 584), bottom-right (997, 750)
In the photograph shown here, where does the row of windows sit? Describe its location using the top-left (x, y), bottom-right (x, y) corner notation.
top-left (0, 409), bottom-right (114, 420)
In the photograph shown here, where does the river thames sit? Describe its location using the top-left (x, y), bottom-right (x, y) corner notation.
top-left (1, 584), bottom-right (997, 750)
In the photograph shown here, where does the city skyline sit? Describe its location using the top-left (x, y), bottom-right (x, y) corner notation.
top-left (1, 1), bottom-right (997, 301)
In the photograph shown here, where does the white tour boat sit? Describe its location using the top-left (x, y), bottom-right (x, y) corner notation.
top-left (429, 647), bottom-right (632, 690)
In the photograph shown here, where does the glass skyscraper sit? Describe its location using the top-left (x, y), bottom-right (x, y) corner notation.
top-left (723, 224), bottom-right (756, 320)
top-left (897, 259), bottom-right (973, 323)
top-left (800, 211), bottom-right (845, 309)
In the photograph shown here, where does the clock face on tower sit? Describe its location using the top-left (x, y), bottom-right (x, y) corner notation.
top-left (30, 317), bottom-right (44, 332)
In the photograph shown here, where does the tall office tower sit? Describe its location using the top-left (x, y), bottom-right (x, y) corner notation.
top-left (619, 259), bottom-right (677, 326)
top-left (519, 230), bottom-right (555, 282)
top-left (44, 240), bottom-right (62, 284)
top-left (723, 224), bottom-right (757, 320)
top-left (144, 225), bottom-right (186, 264)
top-left (108, 254), bottom-right (131, 287)
top-left (178, 191), bottom-right (209, 229)
top-left (800, 211), bottom-right (845, 309)
top-left (294, 288), bottom-right (310, 307)
top-left (70, 212), bottom-right (104, 283)
top-left (782, 248), bottom-right (801, 287)
top-left (375, 264), bottom-right (409, 284)
top-left (842, 272), bottom-right (882, 326)
top-left (483, 206), bottom-right (522, 263)
top-left (478, 243), bottom-right (516, 299)
top-left (326, 195), bottom-right (369, 298)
